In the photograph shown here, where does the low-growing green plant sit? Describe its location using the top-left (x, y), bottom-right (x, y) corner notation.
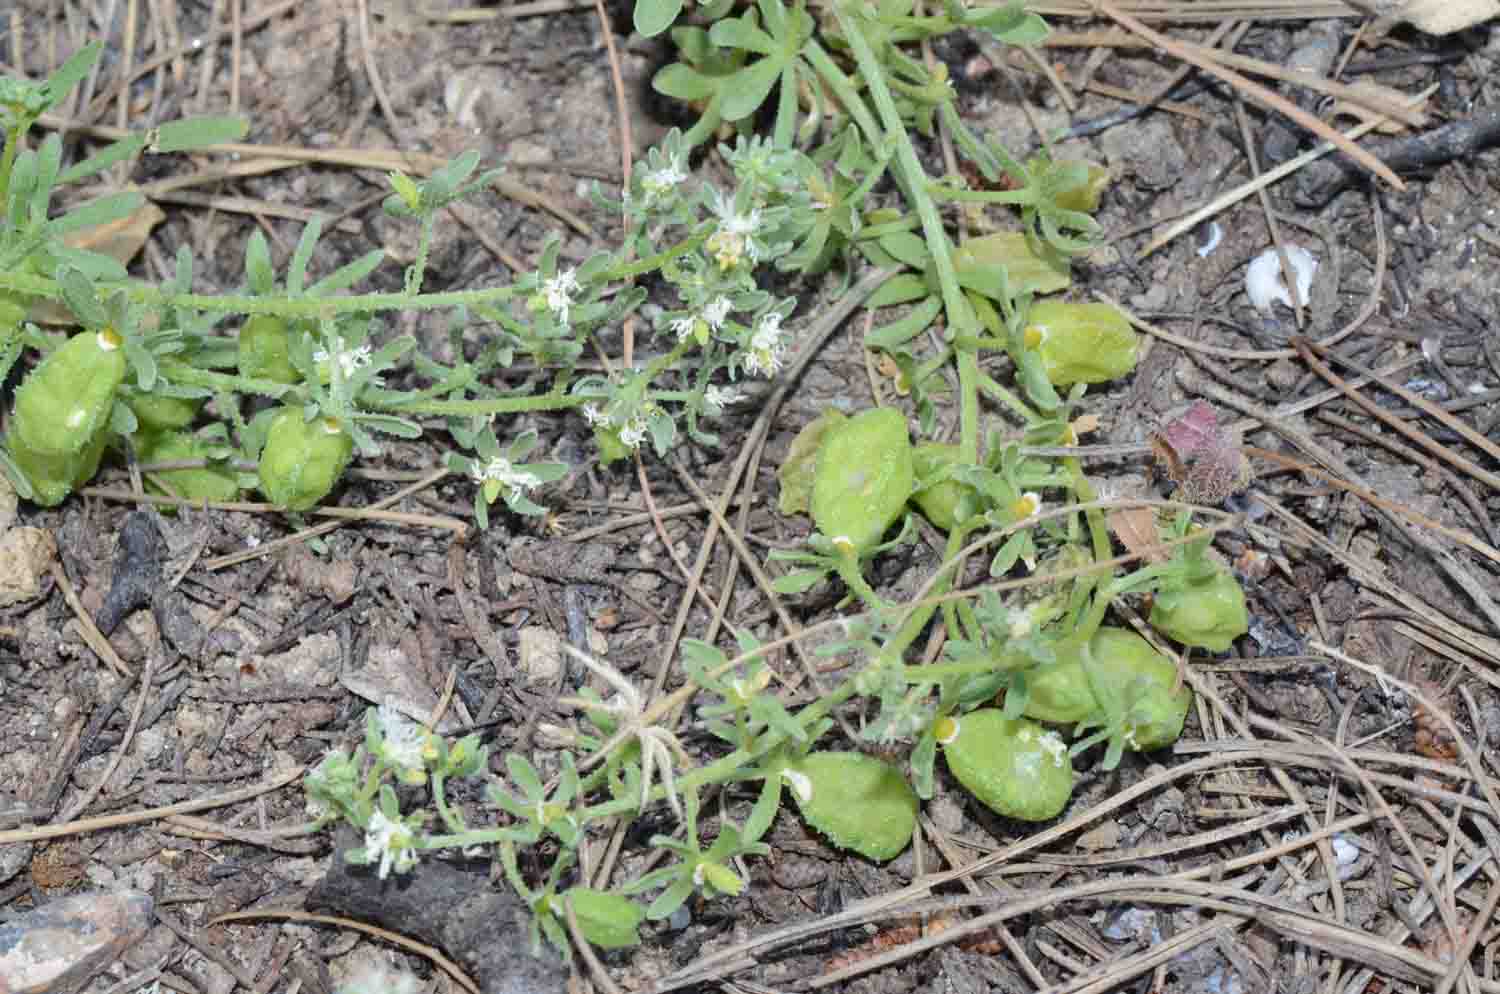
top-left (1, 2), bottom-right (1257, 965)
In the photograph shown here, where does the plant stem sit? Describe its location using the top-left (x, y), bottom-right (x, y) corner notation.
top-left (374, 391), bottom-right (590, 418)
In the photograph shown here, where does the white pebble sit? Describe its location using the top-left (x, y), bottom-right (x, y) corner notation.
top-left (1245, 245), bottom-right (1317, 312)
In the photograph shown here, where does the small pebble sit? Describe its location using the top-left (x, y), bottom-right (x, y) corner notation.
top-left (0, 889), bottom-right (153, 994)
top-left (1332, 834), bottom-right (1360, 866)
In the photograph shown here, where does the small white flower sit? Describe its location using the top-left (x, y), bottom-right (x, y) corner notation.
top-left (543, 267), bottom-right (581, 326)
top-left (472, 455), bottom-right (541, 500)
top-left (582, 403), bottom-right (609, 427)
top-left (743, 312), bottom-right (787, 377)
top-left (640, 161), bottom-right (687, 204)
top-left (702, 295), bottom-right (732, 331)
top-left (706, 191), bottom-right (765, 269)
top-left (313, 337), bottom-right (375, 380)
top-left (670, 314), bottom-right (698, 340)
top-left (364, 809), bottom-right (418, 879)
top-left (703, 385), bottom-right (741, 413)
top-left (722, 207), bottom-right (762, 238)
top-left (619, 412), bottom-right (649, 449)
top-left (377, 704), bottom-right (426, 772)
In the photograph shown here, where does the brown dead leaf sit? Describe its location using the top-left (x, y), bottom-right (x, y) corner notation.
top-left (1107, 506), bottom-right (1167, 564)
top-left (874, 352), bottom-right (909, 396)
top-left (1345, 0), bottom-right (1499, 35)
top-left (1070, 413), bottom-right (1100, 437)
top-left (29, 194), bottom-right (166, 325)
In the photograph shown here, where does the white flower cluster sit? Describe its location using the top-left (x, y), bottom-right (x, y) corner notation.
top-left (669, 295), bottom-right (733, 341)
top-left (743, 312), bottom-right (788, 377)
top-left (377, 703), bottom-right (426, 772)
top-left (471, 455), bottom-right (541, 501)
top-left (313, 337), bottom-right (375, 380)
top-left (639, 158), bottom-right (687, 206)
top-left (703, 385), bottom-right (742, 413)
top-left (364, 808), bottom-right (418, 878)
top-left (582, 403), bottom-right (650, 450)
top-left (543, 267), bottom-right (581, 326)
top-left (706, 191), bottom-right (764, 270)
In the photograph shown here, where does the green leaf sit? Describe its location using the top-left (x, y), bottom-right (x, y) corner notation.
top-left (989, 530), bottom-right (1028, 576)
top-left (287, 217), bottom-right (323, 296)
top-left (653, 63), bottom-right (717, 102)
top-left (877, 230), bottom-right (930, 269)
top-left (865, 273), bottom-right (930, 309)
top-left (743, 774), bottom-right (781, 844)
top-left (709, 16), bottom-right (776, 55)
top-left (56, 268), bottom-right (106, 328)
top-left (245, 231), bottom-right (275, 297)
top-left (310, 249), bottom-right (385, 296)
top-left (635, 0), bottom-right (685, 37)
top-left (646, 877), bottom-right (695, 921)
top-left (950, 231), bottom-right (1070, 299)
top-left (770, 569), bottom-right (828, 595)
top-left (42, 44), bottom-right (102, 111)
top-left (564, 888), bottom-right (644, 949)
top-left (972, 3), bottom-right (1050, 46)
top-left (721, 60), bottom-right (782, 121)
top-left (866, 295), bottom-right (941, 351)
top-left (151, 115), bottom-right (249, 152)
top-left (56, 135), bottom-right (149, 185)
top-left (46, 192), bottom-right (143, 237)
top-left (784, 751), bottom-right (917, 861)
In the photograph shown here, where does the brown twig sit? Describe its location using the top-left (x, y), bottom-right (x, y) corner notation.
top-left (1089, 0), bottom-right (1402, 190)
top-left (48, 560), bottom-right (132, 677)
top-left (1295, 336), bottom-right (1500, 486)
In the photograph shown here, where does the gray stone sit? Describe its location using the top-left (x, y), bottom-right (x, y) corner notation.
top-left (0, 889), bottom-right (153, 994)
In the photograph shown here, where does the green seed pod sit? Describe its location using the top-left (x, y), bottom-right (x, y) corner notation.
top-left (8, 329), bottom-right (127, 506)
top-left (778, 409), bottom-right (846, 516)
top-left (258, 407), bottom-right (353, 510)
top-left (782, 751), bottom-right (918, 861)
top-left (810, 407), bottom-right (914, 554)
top-left (1030, 158), bottom-right (1111, 214)
top-left (127, 392), bottom-right (202, 433)
top-left (1149, 568), bottom-right (1249, 653)
top-left (1024, 300), bottom-right (1137, 386)
top-left (939, 710), bottom-right (1073, 822)
top-left (1022, 651), bottom-right (1099, 725)
top-left (237, 315), bottom-right (299, 384)
top-left (135, 430), bottom-right (240, 508)
top-left (561, 887), bottom-right (644, 949)
top-left (1084, 627), bottom-right (1191, 752)
top-left (910, 442), bottom-right (981, 531)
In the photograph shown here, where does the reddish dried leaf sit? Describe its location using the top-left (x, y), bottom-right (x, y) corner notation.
top-left (1162, 400), bottom-right (1224, 457)
top-left (1152, 401), bottom-right (1253, 503)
